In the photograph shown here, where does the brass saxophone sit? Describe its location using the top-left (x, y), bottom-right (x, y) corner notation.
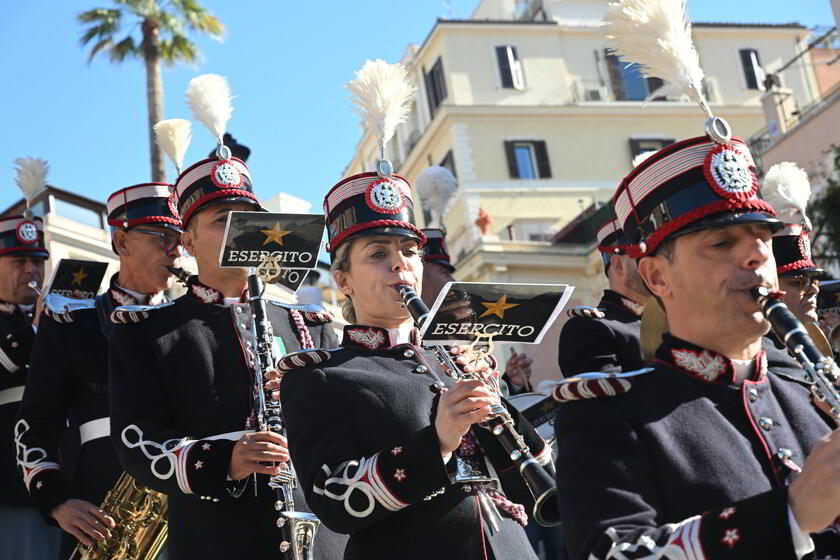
top-left (69, 472), bottom-right (167, 560)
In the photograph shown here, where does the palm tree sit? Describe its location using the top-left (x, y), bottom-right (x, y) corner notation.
top-left (78, 1), bottom-right (224, 182)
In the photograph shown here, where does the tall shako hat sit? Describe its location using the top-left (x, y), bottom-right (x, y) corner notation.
top-left (421, 228), bottom-right (455, 272)
top-left (763, 162), bottom-right (826, 279)
top-left (324, 60), bottom-right (425, 254)
top-left (2, 158), bottom-right (49, 258)
top-left (607, 0), bottom-right (779, 258)
top-left (171, 74), bottom-right (258, 227)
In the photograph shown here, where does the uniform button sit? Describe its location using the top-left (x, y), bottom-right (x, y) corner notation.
top-left (414, 365), bottom-right (428, 373)
top-left (777, 448), bottom-right (792, 459)
top-left (759, 417), bottom-right (774, 430)
top-left (235, 307), bottom-right (242, 314)
top-left (748, 388), bottom-right (758, 402)
top-left (245, 341), bottom-right (252, 348)
top-left (403, 349), bottom-right (415, 358)
top-left (240, 323), bottom-right (247, 330)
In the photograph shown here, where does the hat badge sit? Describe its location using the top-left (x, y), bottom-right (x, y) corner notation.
top-left (704, 144), bottom-right (757, 201)
top-left (211, 159), bottom-right (244, 190)
top-left (799, 232), bottom-right (812, 261)
top-left (16, 221), bottom-right (39, 244)
top-left (365, 178), bottom-right (405, 214)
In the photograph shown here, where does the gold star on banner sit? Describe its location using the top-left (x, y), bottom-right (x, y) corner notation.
top-left (479, 294), bottom-right (519, 320)
top-left (834, 292), bottom-right (840, 304)
top-left (261, 223), bottom-right (292, 246)
top-left (70, 268), bottom-right (88, 287)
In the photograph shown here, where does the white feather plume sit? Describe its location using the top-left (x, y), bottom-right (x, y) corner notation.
top-left (13, 157), bottom-right (49, 206)
top-left (632, 150), bottom-right (658, 168)
top-left (762, 162), bottom-right (812, 230)
top-left (186, 74), bottom-right (233, 145)
top-left (416, 166), bottom-right (457, 227)
top-left (605, 0), bottom-right (708, 112)
top-left (346, 60), bottom-right (416, 152)
top-left (154, 119), bottom-right (193, 175)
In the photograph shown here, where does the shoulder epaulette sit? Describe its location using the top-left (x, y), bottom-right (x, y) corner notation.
top-left (267, 301), bottom-right (334, 324)
top-left (565, 305), bottom-right (605, 320)
top-left (43, 294), bottom-right (96, 323)
top-left (276, 349), bottom-right (332, 373)
top-left (111, 301), bottom-right (176, 324)
top-left (552, 367), bottom-right (653, 402)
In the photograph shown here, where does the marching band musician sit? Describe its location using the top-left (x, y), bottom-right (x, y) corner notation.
top-left (557, 205), bottom-right (648, 377)
top-left (14, 183), bottom-right (182, 557)
top-left (553, 2), bottom-right (840, 557)
top-left (274, 60), bottom-right (552, 560)
top-left (107, 82), bottom-right (346, 560)
top-left (0, 158), bottom-right (60, 559)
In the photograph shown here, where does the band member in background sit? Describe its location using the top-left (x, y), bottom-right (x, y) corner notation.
top-left (557, 207), bottom-right (648, 376)
top-left (108, 101), bottom-right (345, 560)
top-left (0, 158), bottom-right (61, 559)
top-left (421, 227), bottom-right (534, 395)
top-left (14, 183), bottom-right (182, 557)
top-left (763, 163), bottom-right (829, 334)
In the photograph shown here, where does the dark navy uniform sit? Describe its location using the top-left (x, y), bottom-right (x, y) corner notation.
top-left (280, 325), bottom-right (552, 560)
top-left (558, 289), bottom-right (645, 376)
top-left (1, 301), bottom-right (37, 509)
top-left (14, 282), bottom-right (142, 554)
top-left (554, 334), bottom-right (839, 559)
top-left (108, 280), bottom-right (347, 560)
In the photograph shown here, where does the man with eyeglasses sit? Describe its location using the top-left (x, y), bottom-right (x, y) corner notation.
top-left (15, 183), bottom-right (182, 557)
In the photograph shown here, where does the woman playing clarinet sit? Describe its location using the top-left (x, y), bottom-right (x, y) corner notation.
top-left (273, 60), bottom-right (551, 560)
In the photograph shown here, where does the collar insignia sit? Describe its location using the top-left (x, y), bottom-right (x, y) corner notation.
top-left (671, 348), bottom-right (730, 382)
top-left (109, 288), bottom-right (138, 307)
top-left (344, 326), bottom-right (388, 350)
top-left (620, 297), bottom-right (646, 317)
top-left (190, 282), bottom-right (223, 304)
top-left (0, 302), bottom-right (16, 315)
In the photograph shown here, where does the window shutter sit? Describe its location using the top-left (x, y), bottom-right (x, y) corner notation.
top-left (504, 141), bottom-right (519, 178)
top-left (534, 141), bottom-right (551, 179)
top-left (434, 58), bottom-right (448, 103)
top-left (496, 46), bottom-right (514, 88)
top-left (424, 67), bottom-right (437, 115)
top-left (604, 49), bottom-right (625, 100)
top-left (740, 49), bottom-right (765, 90)
top-left (510, 46), bottom-right (525, 90)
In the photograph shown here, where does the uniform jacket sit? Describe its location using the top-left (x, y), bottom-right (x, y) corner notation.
top-left (13, 283), bottom-right (138, 521)
top-left (0, 301), bottom-right (37, 507)
top-left (280, 324), bottom-right (553, 560)
top-left (557, 289), bottom-right (645, 376)
top-left (108, 279), bottom-right (346, 560)
top-left (554, 333), bottom-right (839, 560)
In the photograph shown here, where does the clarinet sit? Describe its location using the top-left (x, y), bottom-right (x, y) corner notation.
top-left (166, 265), bottom-right (191, 286)
top-left (397, 286), bottom-right (561, 527)
top-left (247, 270), bottom-right (321, 558)
top-left (752, 286), bottom-right (840, 425)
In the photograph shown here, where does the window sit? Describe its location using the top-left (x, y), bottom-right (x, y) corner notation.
top-left (605, 50), bottom-right (664, 101)
top-left (440, 150), bottom-right (457, 178)
top-left (629, 138), bottom-right (674, 163)
top-left (504, 140), bottom-right (551, 179)
top-left (424, 57), bottom-right (448, 116)
top-left (495, 45), bottom-right (525, 90)
top-left (739, 48), bottom-right (766, 90)
top-left (504, 218), bottom-right (559, 242)
top-left (54, 198), bottom-right (103, 229)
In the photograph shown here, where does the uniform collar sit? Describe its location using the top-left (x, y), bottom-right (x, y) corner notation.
top-left (341, 324), bottom-right (419, 350)
top-left (187, 277), bottom-right (247, 306)
top-left (655, 333), bottom-right (767, 385)
top-left (601, 289), bottom-right (645, 317)
top-left (0, 300), bottom-right (19, 315)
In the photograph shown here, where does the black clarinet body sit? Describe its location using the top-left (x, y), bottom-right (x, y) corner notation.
top-left (397, 285), bottom-right (561, 526)
top-left (166, 265), bottom-right (191, 286)
top-left (247, 271), bottom-right (320, 557)
top-left (752, 286), bottom-right (840, 425)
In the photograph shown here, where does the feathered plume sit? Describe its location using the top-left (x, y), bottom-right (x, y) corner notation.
top-left (154, 119), bottom-right (193, 175)
top-left (632, 150), bottom-right (658, 168)
top-left (762, 162), bottom-right (812, 230)
top-left (346, 60), bottom-right (416, 154)
top-left (605, 0), bottom-right (710, 116)
top-left (186, 74), bottom-right (233, 146)
top-left (13, 157), bottom-right (49, 208)
top-left (416, 166), bottom-right (457, 227)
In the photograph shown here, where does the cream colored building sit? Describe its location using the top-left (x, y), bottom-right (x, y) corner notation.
top-left (343, 0), bottom-right (820, 383)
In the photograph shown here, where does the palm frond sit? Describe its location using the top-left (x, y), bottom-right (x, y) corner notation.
top-left (157, 11), bottom-right (185, 35)
top-left (109, 36), bottom-right (140, 63)
top-left (77, 8), bottom-right (122, 46)
top-left (87, 37), bottom-right (114, 63)
top-left (160, 34), bottom-right (198, 65)
top-left (171, 0), bottom-right (224, 39)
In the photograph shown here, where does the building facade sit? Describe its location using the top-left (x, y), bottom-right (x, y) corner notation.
top-left (343, 0), bottom-right (820, 383)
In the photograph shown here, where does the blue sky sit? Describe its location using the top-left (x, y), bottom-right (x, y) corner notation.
top-left (1, 1), bottom-right (836, 214)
